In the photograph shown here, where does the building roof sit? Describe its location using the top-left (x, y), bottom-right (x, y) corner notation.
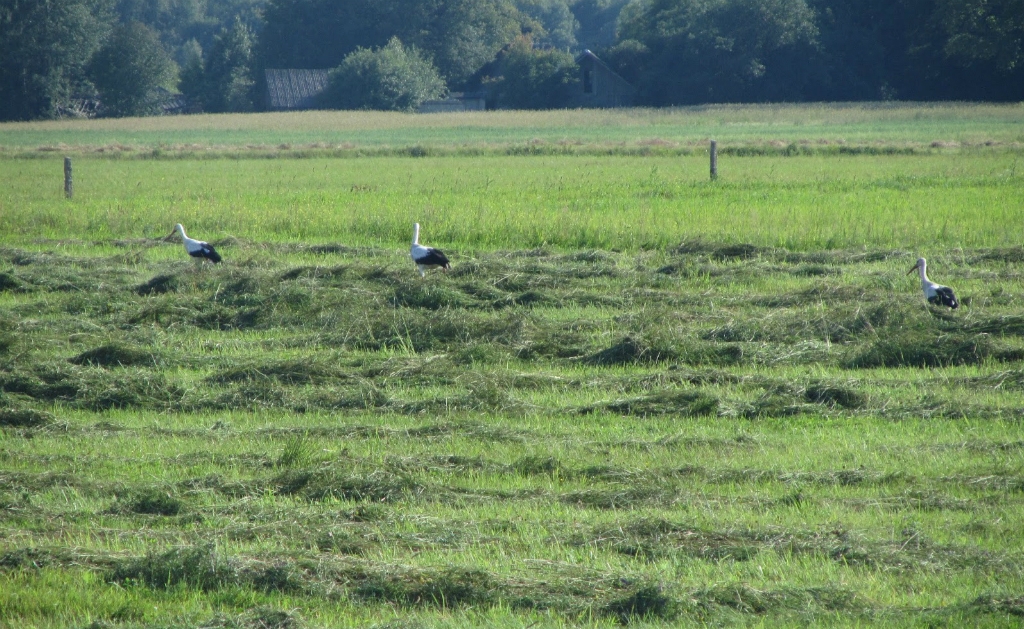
top-left (574, 50), bottom-right (635, 91)
top-left (265, 69), bottom-right (329, 110)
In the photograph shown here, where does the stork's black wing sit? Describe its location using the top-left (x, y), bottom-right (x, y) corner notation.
top-left (929, 286), bottom-right (958, 309)
top-left (414, 247), bottom-right (449, 268)
top-left (189, 242), bottom-right (222, 263)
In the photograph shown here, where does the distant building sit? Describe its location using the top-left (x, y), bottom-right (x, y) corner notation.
top-left (264, 69), bottom-right (329, 110)
top-left (571, 50), bottom-right (635, 108)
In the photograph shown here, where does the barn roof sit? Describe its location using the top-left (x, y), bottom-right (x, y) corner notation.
top-left (265, 69), bottom-right (329, 110)
top-left (574, 50), bottom-right (634, 91)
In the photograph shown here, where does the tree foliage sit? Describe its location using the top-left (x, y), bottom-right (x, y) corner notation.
top-left (3, 0), bottom-right (1024, 119)
top-left (185, 19), bottom-right (256, 112)
top-left (618, 0), bottom-right (819, 104)
top-left (0, 0), bottom-right (115, 120)
top-left (486, 35), bottom-right (579, 109)
top-left (571, 0), bottom-right (630, 49)
top-left (114, 0), bottom-right (263, 66)
top-left (516, 0), bottom-right (578, 50)
top-left (89, 21), bottom-right (177, 117)
top-left (934, 0), bottom-right (1024, 73)
top-left (257, 0), bottom-right (521, 86)
top-left (318, 38), bottom-right (446, 112)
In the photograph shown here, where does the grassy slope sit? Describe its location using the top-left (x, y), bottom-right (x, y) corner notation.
top-left (1, 105), bottom-right (1024, 628)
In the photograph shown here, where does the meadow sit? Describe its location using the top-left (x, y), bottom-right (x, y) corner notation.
top-left (1, 104), bottom-right (1023, 628)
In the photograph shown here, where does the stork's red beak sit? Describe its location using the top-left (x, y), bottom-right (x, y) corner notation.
top-left (906, 263), bottom-right (919, 275)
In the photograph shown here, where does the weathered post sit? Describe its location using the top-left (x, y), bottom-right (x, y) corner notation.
top-left (64, 157), bottom-right (73, 199)
top-left (709, 140), bottom-right (718, 180)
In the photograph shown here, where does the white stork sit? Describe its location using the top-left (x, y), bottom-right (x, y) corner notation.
top-left (908, 257), bottom-right (958, 308)
top-left (410, 222), bottom-right (450, 277)
top-left (172, 223), bottom-right (222, 263)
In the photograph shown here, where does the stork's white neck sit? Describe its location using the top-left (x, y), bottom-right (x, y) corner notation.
top-left (175, 224), bottom-right (187, 238)
top-left (412, 223), bottom-right (420, 245)
top-left (917, 261), bottom-right (930, 284)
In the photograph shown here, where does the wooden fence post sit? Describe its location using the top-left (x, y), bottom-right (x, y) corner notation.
top-left (709, 140), bottom-right (718, 180)
top-left (64, 157), bottom-right (73, 199)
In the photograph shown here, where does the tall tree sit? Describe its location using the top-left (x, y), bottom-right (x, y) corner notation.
top-left (515, 0), bottom-right (579, 50)
top-left (115, 0), bottom-right (264, 66)
top-left (618, 0), bottom-right (819, 104)
top-left (935, 0), bottom-right (1023, 71)
top-left (318, 37), bottom-right (446, 111)
top-left (803, 0), bottom-right (892, 100)
top-left (257, 0), bottom-right (381, 70)
top-left (0, 0), bottom-right (115, 120)
top-left (928, 0), bottom-right (1024, 99)
top-left (570, 0), bottom-right (630, 50)
top-left (201, 19), bottom-right (256, 112)
top-left (399, 0), bottom-right (523, 84)
top-left (485, 34), bottom-right (579, 108)
top-left (89, 21), bottom-right (177, 117)
top-left (177, 37), bottom-right (205, 108)
top-left (256, 0), bottom-right (521, 87)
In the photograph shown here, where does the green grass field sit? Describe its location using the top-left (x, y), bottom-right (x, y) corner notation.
top-left (2, 152), bottom-right (1023, 251)
top-left (1, 104), bottom-right (1024, 628)
top-left (1, 102), bottom-right (1022, 155)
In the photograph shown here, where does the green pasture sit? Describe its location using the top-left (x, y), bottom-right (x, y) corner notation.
top-left (1, 152), bottom-right (1023, 251)
top-left (0, 102), bottom-right (1022, 155)
top-left (2, 105), bottom-right (1024, 628)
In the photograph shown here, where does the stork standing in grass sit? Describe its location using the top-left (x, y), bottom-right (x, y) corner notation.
top-left (172, 223), bottom-right (222, 263)
top-left (410, 222), bottom-right (450, 277)
top-left (908, 257), bottom-right (958, 308)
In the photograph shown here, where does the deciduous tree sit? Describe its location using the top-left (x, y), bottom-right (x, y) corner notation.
top-left (486, 35), bottom-right (579, 109)
top-left (0, 0), bottom-right (115, 120)
top-left (318, 38), bottom-right (446, 111)
top-left (202, 19), bottom-right (256, 112)
top-left (618, 0), bottom-right (819, 104)
top-left (257, 0), bottom-right (521, 87)
top-left (89, 21), bottom-right (177, 117)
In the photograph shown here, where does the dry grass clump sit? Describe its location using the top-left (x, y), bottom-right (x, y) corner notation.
top-left (585, 336), bottom-right (676, 366)
top-left (202, 606), bottom-right (305, 629)
top-left (274, 466), bottom-right (425, 503)
top-left (592, 390), bottom-right (720, 417)
top-left (350, 566), bottom-right (496, 607)
top-left (847, 332), bottom-right (1023, 368)
top-left (108, 488), bottom-right (185, 516)
top-left (390, 283), bottom-right (476, 310)
top-left (804, 382), bottom-right (867, 409)
top-left (965, 314), bottom-right (1024, 337)
top-left (135, 273), bottom-right (179, 295)
top-left (109, 545), bottom-right (237, 590)
top-left (691, 584), bottom-right (862, 615)
top-left (0, 407), bottom-right (54, 428)
top-left (603, 585), bottom-right (679, 624)
top-left (108, 546), bottom-right (308, 595)
top-left (673, 240), bottom-right (772, 260)
top-left (0, 271), bottom-right (29, 292)
top-left (0, 363), bottom-right (179, 410)
top-left (0, 547), bottom-right (77, 571)
top-left (207, 359), bottom-right (348, 385)
top-left (75, 369), bottom-right (184, 410)
top-left (69, 343), bottom-right (158, 368)
top-left (559, 486), bottom-right (676, 510)
top-left (961, 595), bottom-right (1024, 617)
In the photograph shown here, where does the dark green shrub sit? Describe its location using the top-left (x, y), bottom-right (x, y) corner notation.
top-left (318, 38), bottom-right (445, 112)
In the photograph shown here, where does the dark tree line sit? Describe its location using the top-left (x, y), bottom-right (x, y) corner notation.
top-left (0, 0), bottom-right (1021, 120)
top-left (609, 0), bottom-right (1024, 104)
